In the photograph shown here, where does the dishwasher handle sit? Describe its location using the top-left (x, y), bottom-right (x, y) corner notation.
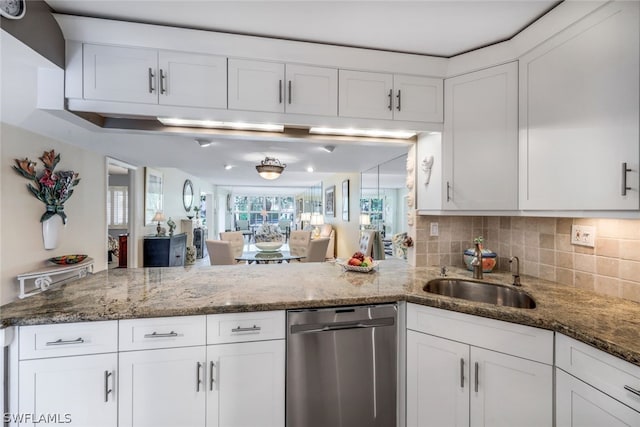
top-left (290, 317), bottom-right (395, 334)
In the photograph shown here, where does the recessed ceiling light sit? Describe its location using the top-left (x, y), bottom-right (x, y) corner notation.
top-left (307, 166), bottom-right (314, 173)
top-left (309, 127), bottom-right (416, 139)
top-left (224, 164), bottom-right (234, 170)
top-left (321, 145), bottom-right (336, 153)
top-left (195, 138), bottom-right (213, 147)
top-left (159, 117), bottom-right (284, 132)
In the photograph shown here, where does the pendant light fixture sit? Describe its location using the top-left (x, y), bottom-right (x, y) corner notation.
top-left (256, 157), bottom-right (286, 180)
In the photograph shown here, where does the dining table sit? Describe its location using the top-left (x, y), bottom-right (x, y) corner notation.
top-left (235, 250), bottom-right (304, 264)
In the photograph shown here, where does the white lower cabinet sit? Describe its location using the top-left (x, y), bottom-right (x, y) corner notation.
top-left (556, 368), bottom-right (640, 427)
top-left (19, 353), bottom-right (117, 427)
top-left (206, 340), bottom-right (285, 427)
top-left (406, 303), bottom-right (553, 427)
top-left (118, 346), bottom-right (207, 427)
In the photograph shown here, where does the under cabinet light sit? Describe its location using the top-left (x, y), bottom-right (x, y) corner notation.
top-left (158, 117), bottom-right (284, 132)
top-left (309, 127), bottom-right (416, 139)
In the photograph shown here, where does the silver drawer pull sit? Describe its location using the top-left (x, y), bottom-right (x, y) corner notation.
top-left (46, 337), bottom-right (84, 346)
top-left (231, 325), bottom-right (261, 333)
top-left (624, 385), bottom-right (640, 397)
top-left (104, 370), bottom-right (113, 402)
top-left (144, 331), bottom-right (178, 338)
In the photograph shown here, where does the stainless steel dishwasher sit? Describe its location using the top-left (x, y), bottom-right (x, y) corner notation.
top-left (286, 304), bottom-right (397, 427)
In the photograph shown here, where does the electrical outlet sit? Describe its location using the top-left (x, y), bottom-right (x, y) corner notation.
top-left (430, 222), bottom-right (439, 236)
top-left (571, 225), bottom-right (596, 247)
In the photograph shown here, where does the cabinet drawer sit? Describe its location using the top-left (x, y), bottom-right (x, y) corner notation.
top-left (19, 321), bottom-right (118, 360)
top-left (119, 315), bottom-right (206, 351)
top-left (207, 311), bottom-right (285, 344)
top-left (556, 334), bottom-right (640, 412)
top-left (406, 303), bottom-right (553, 364)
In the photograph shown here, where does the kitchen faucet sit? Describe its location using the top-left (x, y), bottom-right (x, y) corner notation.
top-left (471, 242), bottom-right (483, 280)
top-left (509, 256), bottom-right (521, 286)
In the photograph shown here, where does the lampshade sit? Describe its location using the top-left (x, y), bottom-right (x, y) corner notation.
top-left (310, 213), bottom-right (324, 226)
top-left (301, 212), bottom-right (311, 221)
top-left (256, 157), bottom-right (286, 180)
top-left (152, 211), bottom-right (166, 222)
top-left (359, 214), bottom-right (371, 225)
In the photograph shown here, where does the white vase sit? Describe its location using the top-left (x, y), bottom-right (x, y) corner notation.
top-left (42, 215), bottom-right (65, 250)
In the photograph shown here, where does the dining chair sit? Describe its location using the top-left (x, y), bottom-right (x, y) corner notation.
top-left (289, 230), bottom-right (312, 258)
top-left (219, 231), bottom-right (244, 258)
top-left (206, 240), bottom-right (236, 265)
top-left (301, 237), bottom-right (330, 263)
top-left (358, 230), bottom-right (376, 258)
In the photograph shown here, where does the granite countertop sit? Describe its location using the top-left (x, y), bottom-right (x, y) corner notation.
top-left (1, 259), bottom-right (639, 366)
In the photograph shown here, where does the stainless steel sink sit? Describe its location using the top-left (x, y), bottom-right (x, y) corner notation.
top-left (423, 278), bottom-right (536, 309)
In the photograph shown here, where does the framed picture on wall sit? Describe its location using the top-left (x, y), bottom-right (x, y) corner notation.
top-left (342, 180), bottom-right (350, 221)
top-left (145, 167), bottom-right (163, 225)
top-left (325, 185), bottom-right (336, 217)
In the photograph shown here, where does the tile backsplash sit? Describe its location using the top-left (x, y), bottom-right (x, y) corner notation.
top-left (414, 216), bottom-right (640, 303)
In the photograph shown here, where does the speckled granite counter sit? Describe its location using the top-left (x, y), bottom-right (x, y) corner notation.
top-left (1, 260), bottom-right (639, 366)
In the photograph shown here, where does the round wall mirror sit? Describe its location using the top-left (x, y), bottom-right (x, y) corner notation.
top-left (183, 179), bottom-right (194, 212)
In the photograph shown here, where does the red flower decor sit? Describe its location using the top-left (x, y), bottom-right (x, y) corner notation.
top-left (13, 150), bottom-right (80, 224)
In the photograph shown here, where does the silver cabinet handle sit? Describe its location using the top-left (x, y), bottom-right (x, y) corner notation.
top-left (159, 69), bottom-right (166, 94)
top-left (46, 337), bottom-right (84, 346)
top-left (231, 325), bottom-right (261, 333)
top-left (104, 370), bottom-right (113, 402)
top-left (148, 67), bottom-right (155, 93)
top-left (396, 90), bottom-right (401, 111)
top-left (210, 361), bottom-right (217, 391)
top-left (474, 362), bottom-right (479, 393)
top-left (144, 331), bottom-right (178, 338)
top-left (460, 358), bottom-right (465, 388)
top-left (196, 362), bottom-right (203, 392)
top-left (622, 162), bottom-right (632, 196)
top-left (624, 385), bottom-right (640, 397)
top-left (279, 80), bottom-right (283, 104)
top-left (388, 89), bottom-right (393, 110)
top-left (446, 182), bottom-right (452, 202)
top-left (288, 80), bottom-right (292, 104)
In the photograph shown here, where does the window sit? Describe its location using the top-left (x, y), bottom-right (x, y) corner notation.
top-left (108, 186), bottom-right (128, 228)
top-left (232, 195), bottom-right (295, 227)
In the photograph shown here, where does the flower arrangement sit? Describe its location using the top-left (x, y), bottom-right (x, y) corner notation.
top-left (255, 224), bottom-right (283, 243)
top-left (13, 150), bottom-right (81, 224)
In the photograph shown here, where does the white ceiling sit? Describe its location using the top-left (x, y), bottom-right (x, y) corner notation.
top-left (2, 1), bottom-right (559, 191)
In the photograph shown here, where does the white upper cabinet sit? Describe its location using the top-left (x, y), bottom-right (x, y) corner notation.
top-left (285, 64), bottom-right (337, 116)
top-left (83, 44), bottom-right (227, 108)
top-left (519, 0), bottom-right (639, 211)
top-left (158, 51), bottom-right (227, 109)
top-left (83, 44), bottom-right (158, 104)
top-left (442, 62), bottom-right (518, 210)
top-left (228, 59), bottom-right (337, 116)
top-left (339, 70), bottom-right (442, 122)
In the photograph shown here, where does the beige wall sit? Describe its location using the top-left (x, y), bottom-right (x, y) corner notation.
top-left (414, 215), bottom-right (640, 303)
top-left (1, 124), bottom-right (107, 304)
top-left (322, 172), bottom-right (361, 258)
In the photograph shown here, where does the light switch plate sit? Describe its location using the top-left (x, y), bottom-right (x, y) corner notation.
top-left (571, 225), bottom-right (595, 247)
top-left (430, 222), bottom-right (439, 236)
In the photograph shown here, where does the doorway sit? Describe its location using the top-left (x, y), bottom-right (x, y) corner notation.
top-left (106, 158), bottom-right (138, 268)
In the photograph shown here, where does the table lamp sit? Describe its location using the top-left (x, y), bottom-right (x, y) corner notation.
top-left (359, 214), bottom-right (371, 231)
top-left (310, 213), bottom-right (324, 238)
top-left (152, 211), bottom-right (166, 236)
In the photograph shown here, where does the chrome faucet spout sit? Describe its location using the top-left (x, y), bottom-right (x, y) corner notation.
top-left (471, 242), bottom-right (483, 280)
top-left (509, 256), bottom-right (521, 286)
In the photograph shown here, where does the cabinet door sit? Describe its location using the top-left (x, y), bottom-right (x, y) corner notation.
top-left (119, 347), bottom-right (207, 427)
top-left (169, 234), bottom-right (187, 266)
top-left (19, 353), bottom-right (117, 427)
top-left (83, 44), bottom-right (158, 104)
top-left (394, 74), bottom-right (443, 122)
top-left (228, 59), bottom-right (285, 113)
top-left (406, 331), bottom-right (469, 427)
top-left (519, 1), bottom-right (639, 210)
top-left (159, 51), bottom-right (227, 108)
top-left (443, 62), bottom-right (518, 210)
top-left (285, 64), bottom-right (337, 116)
top-left (206, 340), bottom-right (285, 427)
top-left (556, 369), bottom-right (640, 427)
top-left (339, 70), bottom-right (393, 120)
top-left (470, 347), bottom-right (552, 427)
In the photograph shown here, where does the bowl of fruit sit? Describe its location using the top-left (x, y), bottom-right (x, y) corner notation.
top-left (339, 252), bottom-right (378, 273)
